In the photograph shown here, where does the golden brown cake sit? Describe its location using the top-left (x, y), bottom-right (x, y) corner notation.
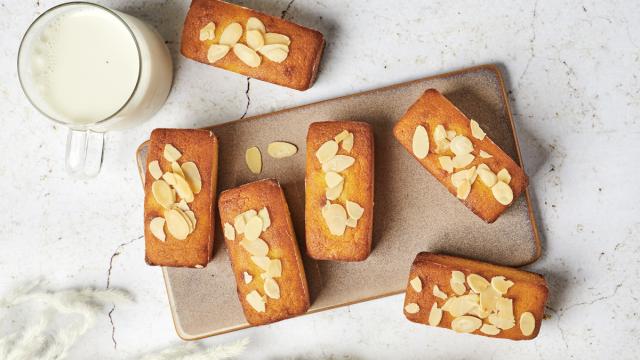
top-left (393, 89), bottom-right (528, 223)
top-left (181, 0), bottom-right (325, 91)
top-left (403, 252), bottom-right (548, 340)
top-left (305, 121), bottom-right (374, 261)
top-left (144, 128), bottom-right (219, 268)
top-left (218, 179), bottom-right (309, 326)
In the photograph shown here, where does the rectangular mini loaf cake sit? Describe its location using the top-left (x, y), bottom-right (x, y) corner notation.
top-left (305, 121), bottom-right (374, 261)
top-left (393, 89), bottom-right (528, 223)
top-left (144, 128), bottom-right (219, 268)
top-left (403, 252), bottom-right (548, 340)
top-left (218, 179), bottom-right (310, 326)
top-left (181, 0), bottom-right (325, 91)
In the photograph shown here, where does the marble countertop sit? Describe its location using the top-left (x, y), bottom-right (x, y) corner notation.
top-left (1, 0), bottom-right (638, 358)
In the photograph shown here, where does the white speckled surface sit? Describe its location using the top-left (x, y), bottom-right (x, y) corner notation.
top-left (0, 0), bottom-right (638, 359)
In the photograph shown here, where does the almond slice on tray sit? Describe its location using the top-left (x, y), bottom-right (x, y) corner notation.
top-left (199, 22), bottom-right (216, 41)
top-left (264, 32), bottom-right (290, 46)
top-left (163, 144), bottom-right (182, 162)
top-left (152, 180), bottom-right (175, 209)
top-left (412, 125), bottom-right (429, 159)
top-left (219, 22), bottom-right (243, 46)
top-left (233, 43), bottom-right (261, 67)
top-left (267, 141), bottom-right (297, 158)
top-left (181, 162), bottom-right (202, 194)
top-left (245, 147), bottom-right (262, 174)
top-left (316, 140), bottom-right (338, 163)
top-left (246, 17), bottom-right (266, 33)
top-left (148, 160), bottom-right (162, 180)
top-left (207, 44), bottom-right (230, 63)
top-left (246, 30), bottom-right (264, 50)
top-left (149, 217), bottom-right (166, 241)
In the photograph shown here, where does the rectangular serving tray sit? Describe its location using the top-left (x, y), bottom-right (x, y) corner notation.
top-left (136, 64), bottom-right (540, 340)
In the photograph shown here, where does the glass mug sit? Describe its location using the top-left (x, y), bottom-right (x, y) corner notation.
top-left (18, 2), bottom-right (173, 177)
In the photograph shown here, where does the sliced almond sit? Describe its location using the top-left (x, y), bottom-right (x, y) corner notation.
top-left (244, 216), bottom-right (263, 241)
top-left (492, 181), bottom-right (514, 205)
top-left (325, 182), bottom-right (343, 200)
top-left (264, 32), bottom-right (290, 46)
top-left (342, 132), bottom-right (354, 152)
top-left (240, 238), bottom-right (269, 256)
top-left (266, 259), bottom-right (282, 278)
top-left (452, 153), bottom-right (475, 169)
top-left (246, 17), bottom-right (266, 33)
top-left (480, 324), bottom-right (501, 336)
top-left (345, 217), bottom-right (357, 228)
top-left (176, 199), bottom-right (189, 211)
top-left (479, 286), bottom-right (500, 313)
top-left (245, 29), bottom-right (264, 50)
top-left (334, 130), bottom-right (350, 143)
top-left (467, 165), bottom-right (478, 184)
top-left (263, 277), bottom-right (281, 299)
top-left (148, 160), bottom-right (162, 180)
top-left (152, 180), bottom-right (175, 209)
top-left (323, 203), bottom-right (347, 236)
top-left (438, 156), bottom-right (454, 173)
top-left (149, 217), bottom-right (166, 241)
top-left (162, 172), bottom-right (176, 186)
top-left (477, 166), bottom-right (497, 187)
top-left (451, 271), bottom-right (465, 284)
top-left (489, 298), bottom-right (515, 330)
top-left (469, 119), bottom-right (486, 140)
top-left (467, 274), bottom-right (490, 293)
top-left (173, 208), bottom-right (194, 233)
top-left (446, 130), bottom-right (457, 140)
top-left (243, 271), bottom-right (253, 284)
top-left (442, 296), bottom-right (477, 317)
top-left (404, 303), bottom-right (420, 314)
top-left (456, 179), bottom-right (471, 200)
top-left (267, 141), bottom-right (297, 158)
top-left (219, 22), bottom-right (243, 46)
top-left (261, 47), bottom-right (288, 63)
top-left (497, 168), bottom-right (511, 184)
top-left (199, 22), bottom-right (216, 41)
top-left (258, 43), bottom-right (289, 53)
top-left (428, 303), bottom-right (443, 326)
top-left (207, 44), bottom-right (230, 63)
top-left (468, 304), bottom-right (491, 319)
top-left (245, 147), bottom-right (262, 174)
top-left (479, 150), bottom-right (493, 159)
top-left (233, 43), bottom-right (261, 67)
top-left (173, 173), bottom-right (194, 203)
top-left (433, 285), bottom-right (448, 300)
top-left (251, 256), bottom-right (271, 271)
top-left (243, 209), bottom-right (258, 221)
top-left (409, 276), bottom-right (422, 292)
top-left (184, 210), bottom-right (197, 230)
top-left (412, 125), bottom-right (429, 159)
top-left (435, 139), bottom-right (451, 154)
top-left (223, 222), bottom-right (235, 240)
top-left (234, 214), bottom-right (246, 234)
top-left (246, 290), bottom-right (265, 312)
top-left (316, 140), bottom-right (338, 164)
top-left (519, 312), bottom-right (536, 336)
top-left (322, 155), bottom-right (355, 172)
top-left (346, 200), bottom-right (364, 220)
top-left (451, 316), bottom-right (482, 333)
top-left (433, 124), bottom-right (447, 142)
top-left (450, 135), bottom-right (473, 155)
top-left (325, 171), bottom-right (344, 188)
top-left (181, 162), bottom-right (202, 194)
top-left (258, 207), bottom-right (271, 231)
top-left (171, 161), bottom-right (184, 178)
top-left (491, 276), bottom-right (514, 295)
top-left (164, 209), bottom-right (190, 240)
top-left (163, 144), bottom-right (181, 162)
top-left (451, 281), bottom-right (466, 296)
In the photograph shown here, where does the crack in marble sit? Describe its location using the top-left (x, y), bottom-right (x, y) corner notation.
top-left (517, 0), bottom-right (539, 90)
top-left (240, 78), bottom-right (251, 119)
top-left (561, 283), bottom-right (623, 313)
top-left (280, 0), bottom-right (296, 19)
top-left (108, 306), bottom-right (117, 349)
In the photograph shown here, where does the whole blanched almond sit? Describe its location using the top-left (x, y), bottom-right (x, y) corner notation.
top-left (163, 144), bottom-right (182, 162)
top-left (404, 303), bottom-right (420, 314)
top-left (519, 312), bottom-right (535, 336)
top-left (240, 238), bottom-right (269, 256)
top-left (219, 22), bottom-right (243, 46)
top-left (325, 182), bottom-right (343, 200)
top-left (246, 17), bottom-right (266, 33)
top-left (152, 180), bottom-right (175, 209)
top-left (264, 278), bottom-right (280, 299)
top-left (322, 155), bottom-right (355, 172)
top-left (246, 30), bottom-right (265, 50)
top-left (233, 44), bottom-right (261, 67)
top-left (164, 209), bottom-right (190, 240)
top-left (181, 162), bottom-right (202, 194)
top-left (207, 44), bottom-right (230, 63)
top-left (173, 173), bottom-right (194, 203)
top-left (452, 153), bottom-right (475, 169)
top-left (325, 171), bottom-right (344, 188)
top-left (199, 22), bottom-right (216, 41)
top-left (264, 32), bottom-right (291, 45)
top-left (497, 168), bottom-right (512, 184)
top-left (451, 316), bottom-right (482, 333)
top-left (246, 290), bottom-right (265, 312)
top-left (148, 160), bottom-right (162, 180)
top-left (245, 147), bottom-right (262, 174)
top-left (491, 181), bottom-right (514, 205)
top-left (258, 207), bottom-right (271, 231)
top-left (412, 125), bottom-right (429, 159)
top-left (323, 203), bottom-right (347, 236)
top-left (316, 140), bottom-right (338, 164)
top-left (149, 217), bottom-right (166, 241)
top-left (223, 222), bottom-right (235, 240)
top-left (244, 216), bottom-right (263, 241)
top-left (267, 141), bottom-right (297, 158)
top-left (470, 119), bottom-right (486, 140)
top-left (346, 200), bottom-right (364, 220)
top-left (450, 135), bottom-right (473, 155)
top-left (261, 48), bottom-right (288, 63)
top-left (428, 303), bottom-right (443, 326)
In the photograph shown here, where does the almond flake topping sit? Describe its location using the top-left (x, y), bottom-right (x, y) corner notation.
top-left (223, 222), bottom-right (235, 240)
top-left (410, 276), bottom-right (422, 292)
top-left (412, 125), bottom-right (429, 159)
top-left (404, 303), bottom-right (420, 314)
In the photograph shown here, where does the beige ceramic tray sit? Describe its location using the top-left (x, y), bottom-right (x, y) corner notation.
top-left (136, 65), bottom-right (540, 340)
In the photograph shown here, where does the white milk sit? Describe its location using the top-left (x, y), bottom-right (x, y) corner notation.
top-left (22, 4), bottom-right (172, 130)
top-left (31, 7), bottom-right (140, 124)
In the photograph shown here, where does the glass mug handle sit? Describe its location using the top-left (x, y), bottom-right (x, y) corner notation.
top-left (65, 129), bottom-right (105, 178)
